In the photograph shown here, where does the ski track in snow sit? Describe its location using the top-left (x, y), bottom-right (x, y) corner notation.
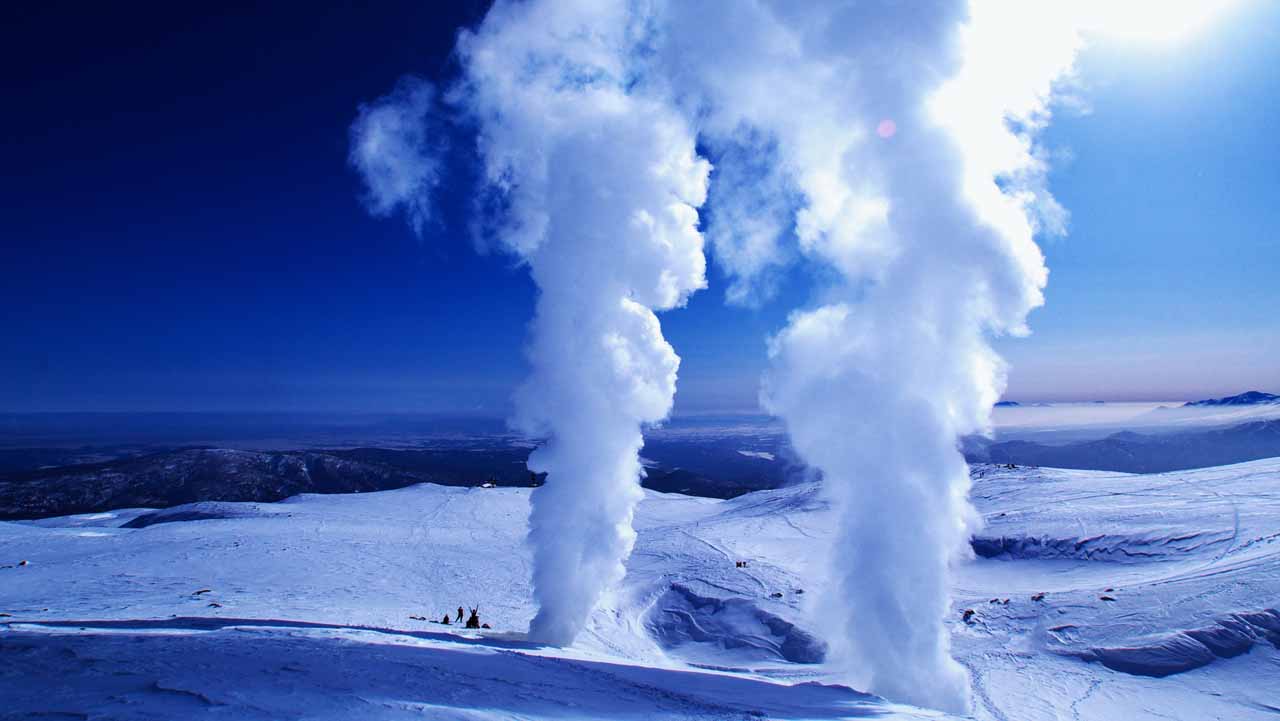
top-left (2, 459), bottom-right (1280, 719)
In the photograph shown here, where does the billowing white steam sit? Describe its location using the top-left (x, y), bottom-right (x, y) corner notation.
top-left (350, 1), bottom-right (711, 647)
top-left (352, 0), bottom-right (1097, 711)
top-left (653, 2), bottom-right (1085, 711)
top-left (455, 1), bottom-right (709, 644)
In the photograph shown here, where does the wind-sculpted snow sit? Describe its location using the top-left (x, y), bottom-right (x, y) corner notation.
top-left (957, 458), bottom-right (1280, 715)
top-left (5, 459), bottom-right (1280, 719)
top-left (0, 481), bottom-right (923, 720)
top-left (1065, 609), bottom-right (1280, 677)
top-left (2, 621), bottom-right (892, 721)
top-left (646, 583), bottom-right (826, 665)
top-left (970, 529), bottom-right (1236, 562)
top-left (120, 501), bottom-right (285, 529)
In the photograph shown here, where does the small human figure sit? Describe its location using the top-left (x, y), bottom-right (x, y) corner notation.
top-left (442, 613), bottom-right (451, 625)
top-left (457, 606), bottom-right (465, 623)
top-left (466, 608), bottom-right (481, 629)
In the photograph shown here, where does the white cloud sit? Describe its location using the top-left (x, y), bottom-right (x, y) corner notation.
top-left (348, 76), bottom-right (442, 236)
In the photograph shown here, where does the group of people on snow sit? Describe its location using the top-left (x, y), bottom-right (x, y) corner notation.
top-left (439, 605), bottom-right (485, 629)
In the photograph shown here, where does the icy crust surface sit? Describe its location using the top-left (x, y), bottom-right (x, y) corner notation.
top-left (957, 460), bottom-right (1280, 719)
top-left (2, 458), bottom-right (1280, 719)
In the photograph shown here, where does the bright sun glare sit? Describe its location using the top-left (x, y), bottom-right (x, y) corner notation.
top-left (1084, 0), bottom-right (1242, 45)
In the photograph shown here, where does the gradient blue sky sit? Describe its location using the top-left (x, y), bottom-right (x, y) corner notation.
top-left (3, 1), bottom-right (1276, 414)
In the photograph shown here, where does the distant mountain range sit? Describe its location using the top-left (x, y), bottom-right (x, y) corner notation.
top-left (5, 397), bottom-right (1279, 520)
top-left (0, 449), bottom-right (451, 521)
top-left (0, 438), bottom-right (791, 520)
top-left (965, 419), bottom-right (1280, 474)
top-left (1183, 390), bottom-right (1279, 407)
top-left (993, 391), bottom-right (1279, 410)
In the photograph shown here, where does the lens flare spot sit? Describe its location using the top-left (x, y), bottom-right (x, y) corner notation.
top-left (877, 118), bottom-right (897, 139)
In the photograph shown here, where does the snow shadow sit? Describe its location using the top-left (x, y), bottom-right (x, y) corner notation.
top-left (646, 584), bottom-right (826, 665)
top-left (1061, 609), bottom-right (1280, 677)
top-left (0, 622), bottom-right (884, 720)
top-left (8, 616), bottom-right (546, 652)
top-left (970, 529), bottom-right (1234, 563)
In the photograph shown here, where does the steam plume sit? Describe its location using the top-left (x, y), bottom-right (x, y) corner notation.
top-left (352, 0), bottom-right (1091, 708)
top-left (658, 1), bottom-right (1083, 711)
top-left (455, 0), bottom-right (709, 645)
top-left (351, 0), bottom-right (710, 648)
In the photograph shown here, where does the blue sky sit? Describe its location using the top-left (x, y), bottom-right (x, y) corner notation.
top-left (996, 2), bottom-right (1280, 402)
top-left (3, 2), bottom-right (1276, 413)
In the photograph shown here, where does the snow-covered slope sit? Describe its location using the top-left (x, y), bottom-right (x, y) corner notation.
top-left (3, 458), bottom-right (1279, 719)
top-left (0, 485), bottom-right (924, 720)
top-left (959, 460), bottom-right (1280, 719)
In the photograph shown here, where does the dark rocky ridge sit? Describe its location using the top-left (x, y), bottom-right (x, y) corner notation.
top-left (0, 439), bottom-right (793, 520)
top-left (0, 448), bottom-right (445, 521)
